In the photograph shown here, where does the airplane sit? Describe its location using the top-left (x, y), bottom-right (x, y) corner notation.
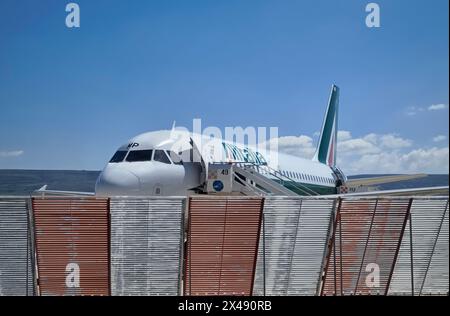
top-left (35, 85), bottom-right (447, 197)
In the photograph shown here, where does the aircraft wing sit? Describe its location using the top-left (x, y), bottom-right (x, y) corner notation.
top-left (346, 173), bottom-right (428, 187)
top-left (33, 185), bottom-right (95, 197)
top-left (326, 186), bottom-right (449, 197)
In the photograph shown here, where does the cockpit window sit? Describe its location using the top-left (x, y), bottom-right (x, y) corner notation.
top-left (154, 150), bottom-right (171, 164)
top-left (166, 150), bottom-right (183, 165)
top-left (109, 150), bottom-right (128, 163)
top-left (126, 150), bottom-right (153, 162)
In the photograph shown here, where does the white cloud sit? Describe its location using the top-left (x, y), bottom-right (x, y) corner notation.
top-left (433, 135), bottom-right (447, 143)
top-left (268, 135), bottom-right (315, 159)
top-left (405, 104), bottom-right (448, 116)
top-left (428, 104), bottom-right (448, 111)
top-left (405, 106), bottom-right (425, 116)
top-left (0, 150), bottom-right (24, 158)
top-left (338, 133), bottom-right (411, 155)
top-left (339, 147), bottom-right (449, 174)
top-left (337, 130), bottom-right (352, 141)
top-left (269, 131), bottom-right (448, 174)
top-left (362, 133), bottom-right (378, 144)
top-left (401, 147), bottom-right (449, 173)
top-left (338, 138), bottom-right (380, 156)
top-left (378, 134), bottom-right (412, 149)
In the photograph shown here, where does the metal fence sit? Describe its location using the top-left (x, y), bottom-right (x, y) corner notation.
top-left (184, 197), bottom-right (263, 295)
top-left (321, 198), bottom-right (412, 295)
top-left (110, 197), bottom-right (185, 296)
top-left (388, 198), bottom-right (449, 295)
top-left (253, 197), bottom-right (334, 295)
top-left (32, 197), bottom-right (110, 296)
top-left (0, 195), bottom-right (448, 296)
top-left (0, 198), bottom-right (35, 296)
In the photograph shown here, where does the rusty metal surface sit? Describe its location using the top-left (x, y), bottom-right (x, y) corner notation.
top-left (110, 197), bottom-right (184, 296)
top-left (184, 196), bottom-right (263, 296)
top-left (253, 197), bottom-right (335, 295)
top-left (389, 198), bottom-right (449, 295)
top-left (321, 198), bottom-right (411, 295)
top-left (32, 197), bottom-right (109, 296)
top-left (0, 198), bottom-right (35, 296)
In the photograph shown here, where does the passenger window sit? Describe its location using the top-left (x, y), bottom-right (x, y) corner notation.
top-left (166, 150), bottom-right (183, 165)
top-left (154, 150), bottom-right (171, 164)
top-left (126, 150), bottom-right (153, 162)
top-left (109, 150), bottom-right (127, 163)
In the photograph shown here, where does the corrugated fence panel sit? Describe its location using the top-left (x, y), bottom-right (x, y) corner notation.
top-left (286, 199), bottom-right (335, 295)
top-left (0, 198), bottom-right (35, 296)
top-left (253, 197), bottom-right (334, 295)
top-left (253, 198), bottom-right (301, 296)
top-left (388, 198), bottom-right (449, 295)
top-left (422, 201), bottom-right (449, 295)
top-left (321, 198), bottom-right (411, 295)
top-left (110, 198), bottom-right (184, 296)
top-left (185, 197), bottom-right (263, 296)
top-left (32, 198), bottom-right (109, 296)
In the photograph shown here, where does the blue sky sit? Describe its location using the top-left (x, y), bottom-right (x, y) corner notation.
top-left (0, 0), bottom-right (448, 173)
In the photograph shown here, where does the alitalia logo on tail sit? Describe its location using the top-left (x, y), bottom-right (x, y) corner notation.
top-left (313, 85), bottom-right (339, 167)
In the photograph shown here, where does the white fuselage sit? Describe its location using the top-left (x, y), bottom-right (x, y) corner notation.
top-left (95, 130), bottom-right (342, 196)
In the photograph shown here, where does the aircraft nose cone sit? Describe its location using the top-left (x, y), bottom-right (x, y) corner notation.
top-left (95, 166), bottom-right (141, 196)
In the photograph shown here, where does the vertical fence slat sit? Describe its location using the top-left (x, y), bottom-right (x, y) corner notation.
top-left (0, 198), bottom-right (35, 296)
top-left (110, 197), bottom-right (184, 296)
